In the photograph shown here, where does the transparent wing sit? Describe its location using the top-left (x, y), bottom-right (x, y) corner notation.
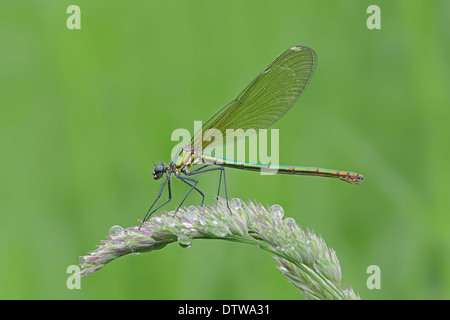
top-left (191, 46), bottom-right (318, 150)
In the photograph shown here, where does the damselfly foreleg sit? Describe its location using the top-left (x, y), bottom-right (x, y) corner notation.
top-left (173, 175), bottom-right (202, 215)
top-left (139, 176), bottom-right (172, 229)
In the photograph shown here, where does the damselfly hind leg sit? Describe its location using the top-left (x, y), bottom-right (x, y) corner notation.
top-left (185, 166), bottom-right (232, 214)
top-left (178, 177), bottom-right (205, 206)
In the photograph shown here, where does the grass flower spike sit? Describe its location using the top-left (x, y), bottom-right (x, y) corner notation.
top-left (79, 198), bottom-right (360, 300)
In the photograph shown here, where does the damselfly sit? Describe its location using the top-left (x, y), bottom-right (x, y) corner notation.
top-left (140, 46), bottom-right (364, 226)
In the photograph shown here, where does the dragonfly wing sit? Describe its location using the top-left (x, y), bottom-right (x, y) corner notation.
top-left (191, 46), bottom-right (318, 150)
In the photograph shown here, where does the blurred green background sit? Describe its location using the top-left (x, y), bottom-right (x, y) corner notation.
top-left (1, 0), bottom-right (449, 299)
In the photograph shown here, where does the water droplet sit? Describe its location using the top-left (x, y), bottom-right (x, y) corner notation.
top-left (177, 233), bottom-right (193, 248)
top-left (109, 225), bottom-right (124, 237)
top-left (284, 217), bottom-right (297, 229)
top-left (269, 204), bottom-right (284, 220)
top-left (184, 210), bottom-right (198, 222)
top-left (230, 198), bottom-right (243, 210)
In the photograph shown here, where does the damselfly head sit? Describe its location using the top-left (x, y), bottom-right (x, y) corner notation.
top-left (152, 162), bottom-right (166, 180)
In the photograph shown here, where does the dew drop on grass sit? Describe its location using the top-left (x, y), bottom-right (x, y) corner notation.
top-left (178, 233), bottom-right (193, 248)
top-left (269, 204), bottom-right (284, 220)
top-left (109, 225), bottom-right (124, 237)
top-left (284, 217), bottom-right (297, 229)
top-left (184, 210), bottom-right (198, 222)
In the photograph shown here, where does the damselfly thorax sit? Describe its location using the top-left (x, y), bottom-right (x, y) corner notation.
top-left (155, 145), bottom-right (204, 178)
